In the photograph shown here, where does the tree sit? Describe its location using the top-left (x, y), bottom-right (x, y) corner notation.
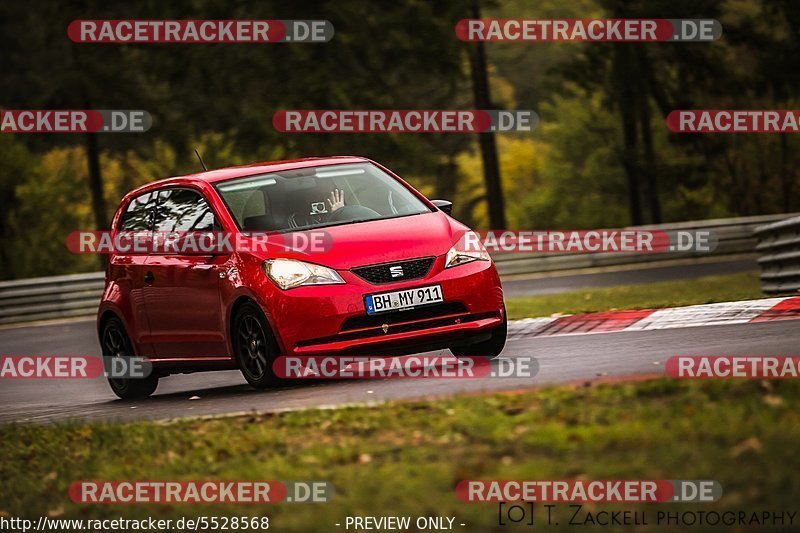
top-left (558, 0), bottom-right (729, 224)
top-left (465, 0), bottom-right (506, 229)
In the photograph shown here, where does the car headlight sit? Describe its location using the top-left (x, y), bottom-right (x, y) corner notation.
top-left (445, 232), bottom-right (491, 268)
top-left (262, 259), bottom-right (345, 290)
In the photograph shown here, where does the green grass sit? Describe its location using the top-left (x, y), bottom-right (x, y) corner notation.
top-left (2, 378), bottom-right (798, 531)
top-left (506, 271), bottom-right (764, 319)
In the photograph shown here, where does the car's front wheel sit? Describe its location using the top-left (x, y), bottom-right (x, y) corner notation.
top-left (450, 307), bottom-right (507, 360)
top-left (101, 317), bottom-right (159, 399)
top-left (233, 302), bottom-right (279, 389)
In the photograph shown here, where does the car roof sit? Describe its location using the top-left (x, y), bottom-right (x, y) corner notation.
top-left (159, 155), bottom-right (371, 186)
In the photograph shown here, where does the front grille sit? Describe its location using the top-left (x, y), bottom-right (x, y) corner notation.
top-left (351, 257), bottom-right (435, 284)
top-left (341, 302), bottom-right (468, 331)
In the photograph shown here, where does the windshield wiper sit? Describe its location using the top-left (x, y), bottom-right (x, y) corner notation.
top-left (274, 211), bottom-right (427, 234)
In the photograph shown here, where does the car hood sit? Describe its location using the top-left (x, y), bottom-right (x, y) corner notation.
top-left (246, 211), bottom-right (467, 270)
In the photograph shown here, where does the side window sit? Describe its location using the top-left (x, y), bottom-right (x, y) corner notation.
top-left (154, 189), bottom-right (217, 232)
top-left (120, 192), bottom-right (154, 231)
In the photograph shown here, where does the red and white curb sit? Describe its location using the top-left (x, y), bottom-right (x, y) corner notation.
top-left (508, 296), bottom-right (800, 339)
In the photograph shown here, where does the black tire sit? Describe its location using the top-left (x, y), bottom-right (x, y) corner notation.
top-left (451, 307), bottom-right (507, 360)
top-left (101, 317), bottom-right (159, 399)
top-left (233, 302), bottom-right (279, 389)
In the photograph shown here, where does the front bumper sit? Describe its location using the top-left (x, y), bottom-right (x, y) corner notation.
top-left (265, 256), bottom-right (504, 356)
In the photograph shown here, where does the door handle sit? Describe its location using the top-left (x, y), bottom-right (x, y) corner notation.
top-left (144, 271), bottom-right (155, 283)
top-left (191, 264), bottom-right (216, 271)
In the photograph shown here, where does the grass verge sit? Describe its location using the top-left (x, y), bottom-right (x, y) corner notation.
top-left (506, 271), bottom-right (764, 319)
top-left (1, 378), bottom-right (798, 531)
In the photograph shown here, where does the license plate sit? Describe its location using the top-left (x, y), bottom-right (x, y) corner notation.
top-left (364, 285), bottom-right (444, 315)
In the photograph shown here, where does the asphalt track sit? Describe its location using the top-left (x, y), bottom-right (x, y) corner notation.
top-left (500, 257), bottom-right (757, 296)
top-left (1, 316), bottom-right (796, 424)
top-left (0, 259), bottom-right (784, 424)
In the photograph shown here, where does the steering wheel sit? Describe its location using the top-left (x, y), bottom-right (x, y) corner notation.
top-left (325, 205), bottom-right (381, 223)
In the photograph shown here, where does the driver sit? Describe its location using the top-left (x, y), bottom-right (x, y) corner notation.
top-left (287, 188), bottom-right (345, 229)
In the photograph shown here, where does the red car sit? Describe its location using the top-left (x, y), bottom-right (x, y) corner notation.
top-left (98, 157), bottom-right (506, 398)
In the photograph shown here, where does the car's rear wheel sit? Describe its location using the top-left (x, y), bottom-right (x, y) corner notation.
top-left (450, 307), bottom-right (507, 360)
top-left (234, 302), bottom-right (279, 389)
top-left (102, 317), bottom-right (159, 399)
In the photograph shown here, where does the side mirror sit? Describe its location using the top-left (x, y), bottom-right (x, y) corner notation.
top-left (431, 199), bottom-right (453, 215)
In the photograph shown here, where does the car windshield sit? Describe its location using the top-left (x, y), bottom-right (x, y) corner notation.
top-left (215, 163), bottom-right (432, 232)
